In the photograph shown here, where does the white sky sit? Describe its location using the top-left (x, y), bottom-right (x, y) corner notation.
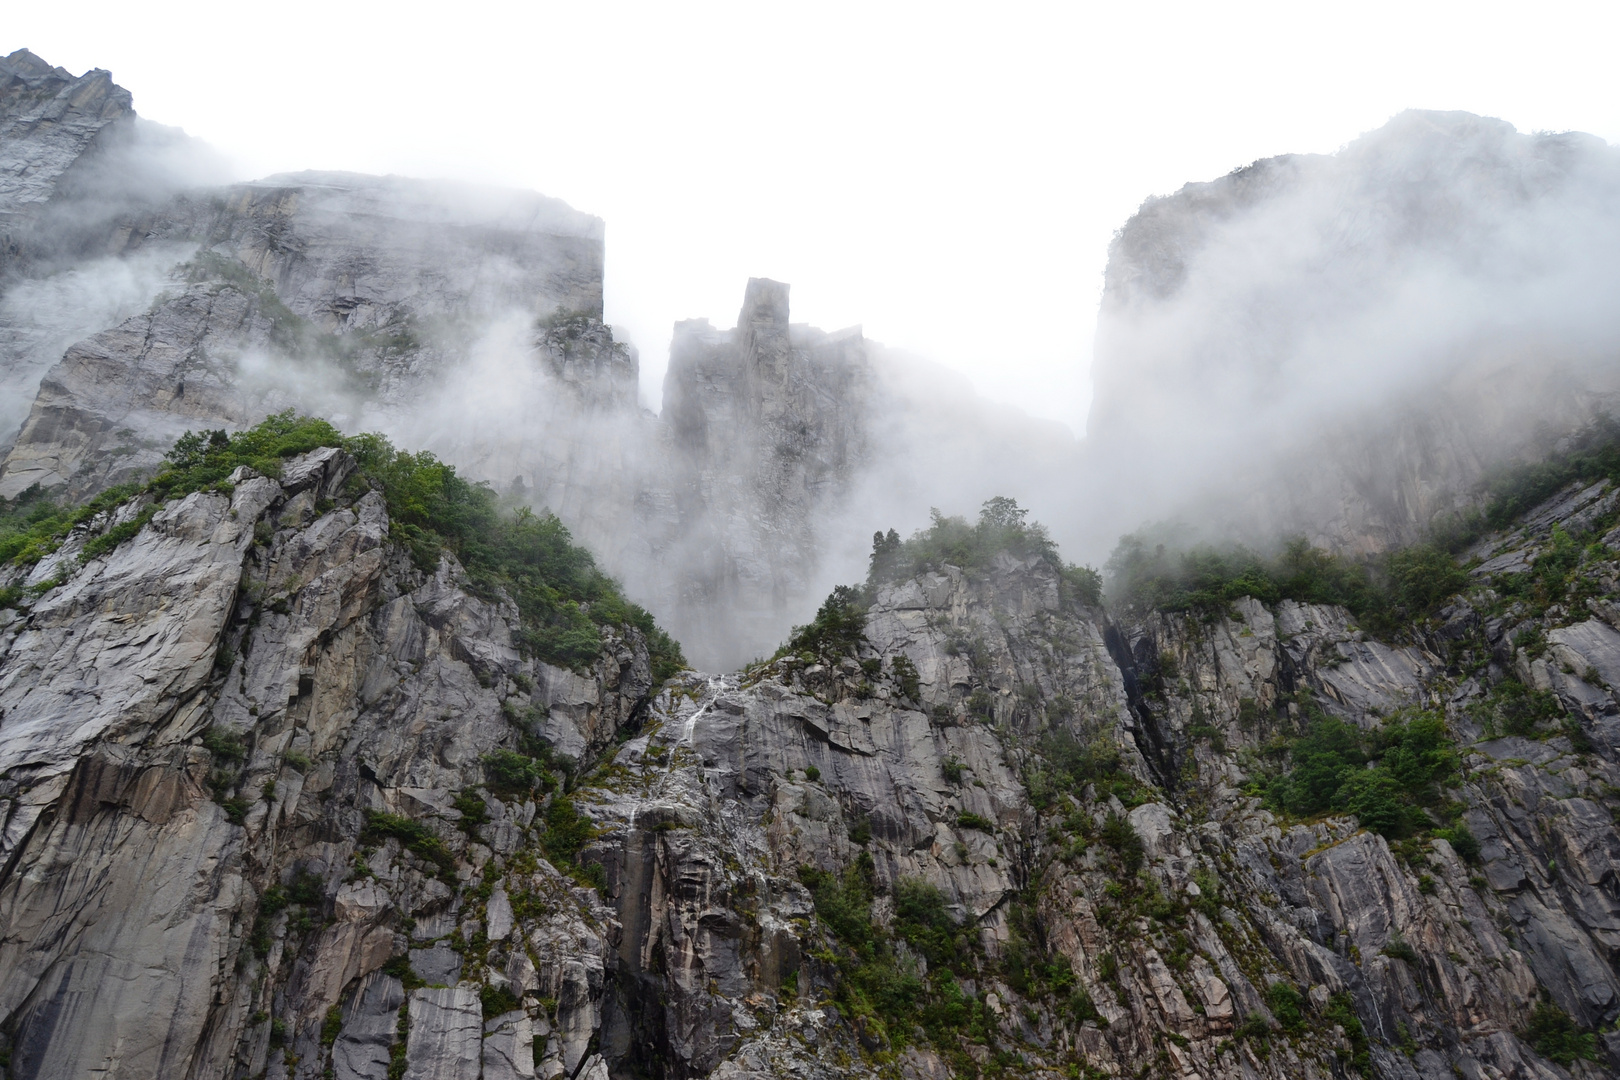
top-left (10, 1), bottom-right (1620, 432)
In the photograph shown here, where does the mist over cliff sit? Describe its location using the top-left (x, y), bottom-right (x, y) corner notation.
top-left (0, 48), bottom-right (1086, 671)
top-left (1079, 110), bottom-right (1620, 560)
top-left (4, 51), bottom-right (1620, 663)
top-left (13, 44), bottom-right (1620, 1080)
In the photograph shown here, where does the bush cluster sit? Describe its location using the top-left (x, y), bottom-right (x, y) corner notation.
top-left (1259, 705), bottom-right (1470, 844)
top-left (1521, 998), bottom-right (1599, 1066)
top-left (341, 426), bottom-right (683, 679)
top-left (1106, 533), bottom-right (1466, 636)
top-left (1024, 729), bottom-right (1149, 812)
top-left (0, 481), bottom-right (144, 585)
top-left (778, 584), bottom-right (869, 663)
top-left (1487, 523), bottom-right (1605, 622)
top-left (798, 860), bottom-right (995, 1061)
top-left (866, 497), bottom-right (1102, 606)
top-left (1466, 679), bottom-right (1566, 739)
top-left (362, 811), bottom-right (458, 883)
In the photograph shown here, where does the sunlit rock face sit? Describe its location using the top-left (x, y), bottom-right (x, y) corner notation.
top-left (1087, 110), bottom-right (1620, 553)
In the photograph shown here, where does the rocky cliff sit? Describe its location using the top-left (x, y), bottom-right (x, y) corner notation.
top-left (4, 425), bottom-right (1620, 1078)
top-left (6, 49), bottom-right (1620, 1080)
top-left (0, 53), bottom-right (906, 671)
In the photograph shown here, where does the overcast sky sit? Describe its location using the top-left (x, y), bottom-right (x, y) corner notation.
top-left (10, 1), bottom-right (1619, 431)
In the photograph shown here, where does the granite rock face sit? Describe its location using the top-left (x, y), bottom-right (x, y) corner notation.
top-left (4, 460), bottom-right (1620, 1078)
top-left (5, 54), bottom-right (1620, 1080)
top-left (0, 447), bottom-right (656, 1079)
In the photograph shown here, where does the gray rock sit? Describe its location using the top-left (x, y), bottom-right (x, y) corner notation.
top-left (333, 971), bottom-right (406, 1080)
top-left (409, 944), bottom-right (464, 988)
top-left (483, 1010), bottom-right (536, 1080)
top-left (404, 987), bottom-right (481, 1080)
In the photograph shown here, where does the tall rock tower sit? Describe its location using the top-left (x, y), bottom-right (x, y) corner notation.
top-left (650, 278), bottom-right (870, 668)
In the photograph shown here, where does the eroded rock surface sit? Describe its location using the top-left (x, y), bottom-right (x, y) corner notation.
top-left (5, 464), bottom-right (1620, 1078)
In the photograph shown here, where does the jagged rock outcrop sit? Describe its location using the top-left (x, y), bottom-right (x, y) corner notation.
top-left (645, 278), bottom-right (870, 667)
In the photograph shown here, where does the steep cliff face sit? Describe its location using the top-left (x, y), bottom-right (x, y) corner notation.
top-left (7, 58), bottom-right (1620, 1080)
top-left (0, 444), bottom-right (656, 1080)
top-left (0, 48), bottom-right (132, 272)
top-left (6, 453), bottom-right (1620, 1079)
top-left (1086, 110), bottom-right (1620, 555)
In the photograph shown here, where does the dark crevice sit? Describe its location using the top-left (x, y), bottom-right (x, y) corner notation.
top-left (1102, 619), bottom-right (1177, 791)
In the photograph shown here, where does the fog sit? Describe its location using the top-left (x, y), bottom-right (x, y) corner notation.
top-left (1073, 111), bottom-right (1620, 564)
top-left (7, 37), bottom-right (1620, 669)
top-left (12, 2), bottom-right (1620, 436)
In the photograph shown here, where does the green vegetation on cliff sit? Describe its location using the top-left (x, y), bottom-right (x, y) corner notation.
top-left (1255, 699), bottom-right (1475, 851)
top-left (1106, 533), bottom-right (1466, 636)
top-left (778, 497), bottom-right (1101, 664)
top-left (0, 480), bottom-right (144, 591)
top-left (799, 859), bottom-right (1001, 1067)
top-left (1439, 415), bottom-right (1620, 543)
top-left (1, 412), bottom-right (684, 681)
top-left (1520, 998), bottom-right (1600, 1066)
top-left (867, 496), bottom-right (1102, 606)
top-left (1108, 416), bottom-right (1620, 634)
